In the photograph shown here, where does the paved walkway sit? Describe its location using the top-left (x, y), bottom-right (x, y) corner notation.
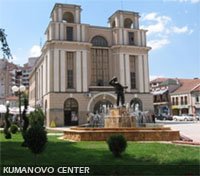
top-left (162, 121), bottom-right (200, 143)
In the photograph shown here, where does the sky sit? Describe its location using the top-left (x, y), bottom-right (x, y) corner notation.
top-left (0, 0), bottom-right (199, 80)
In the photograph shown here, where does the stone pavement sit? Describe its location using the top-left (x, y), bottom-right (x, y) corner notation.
top-left (163, 121), bottom-right (200, 143)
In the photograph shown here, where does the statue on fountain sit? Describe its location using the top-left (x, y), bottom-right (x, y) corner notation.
top-left (109, 76), bottom-right (128, 107)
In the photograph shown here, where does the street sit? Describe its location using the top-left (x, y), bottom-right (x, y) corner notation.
top-left (156, 120), bottom-right (200, 142)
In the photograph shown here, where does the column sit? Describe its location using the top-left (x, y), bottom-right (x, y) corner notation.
top-left (134, 16), bottom-right (138, 29)
top-left (54, 49), bottom-right (59, 92)
top-left (55, 23), bottom-right (59, 40)
top-left (138, 55), bottom-right (144, 92)
top-left (137, 31), bottom-right (141, 46)
top-left (115, 17), bottom-right (119, 27)
top-left (82, 50), bottom-right (88, 92)
top-left (58, 7), bottom-right (62, 22)
top-left (60, 50), bottom-right (66, 91)
top-left (43, 59), bottom-right (46, 95)
top-left (143, 54), bottom-right (150, 92)
top-left (119, 29), bottom-right (123, 45)
top-left (49, 50), bottom-right (54, 92)
top-left (123, 30), bottom-right (127, 45)
top-left (60, 23), bottom-right (64, 40)
top-left (76, 51), bottom-right (82, 92)
top-left (125, 54), bottom-right (130, 92)
top-left (81, 25), bottom-right (85, 42)
top-left (75, 7), bottom-right (80, 23)
top-left (119, 13), bottom-right (124, 27)
top-left (142, 31), bottom-right (145, 46)
top-left (77, 24), bottom-right (81, 41)
top-left (119, 53), bottom-right (125, 86)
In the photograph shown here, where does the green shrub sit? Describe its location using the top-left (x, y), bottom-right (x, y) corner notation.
top-left (107, 134), bottom-right (127, 157)
top-left (29, 108), bottom-right (45, 127)
top-left (25, 124), bottom-right (47, 155)
top-left (10, 124), bottom-right (18, 134)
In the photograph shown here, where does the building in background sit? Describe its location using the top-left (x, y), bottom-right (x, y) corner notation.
top-left (191, 85), bottom-right (200, 115)
top-left (22, 57), bottom-right (38, 88)
top-left (0, 58), bottom-right (19, 105)
top-left (0, 57), bottom-right (38, 105)
top-left (150, 78), bottom-right (180, 116)
top-left (170, 78), bottom-right (200, 115)
top-left (29, 3), bottom-right (153, 127)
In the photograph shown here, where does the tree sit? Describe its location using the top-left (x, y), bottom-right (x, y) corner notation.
top-left (25, 108), bottom-right (47, 164)
top-left (25, 124), bottom-right (47, 164)
top-left (21, 95), bottom-right (29, 147)
top-left (3, 104), bottom-right (11, 139)
top-left (0, 28), bottom-right (12, 59)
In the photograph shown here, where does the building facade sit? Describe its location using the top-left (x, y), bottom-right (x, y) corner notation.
top-left (29, 3), bottom-right (153, 127)
top-left (0, 58), bottom-right (19, 104)
top-left (150, 78), bottom-right (180, 116)
top-left (170, 79), bottom-right (200, 115)
top-left (22, 57), bottom-right (38, 88)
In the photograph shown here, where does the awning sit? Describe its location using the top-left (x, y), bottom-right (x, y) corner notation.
top-left (151, 89), bottom-right (168, 95)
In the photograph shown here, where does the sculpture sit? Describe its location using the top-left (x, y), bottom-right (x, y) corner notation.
top-left (109, 76), bottom-right (128, 106)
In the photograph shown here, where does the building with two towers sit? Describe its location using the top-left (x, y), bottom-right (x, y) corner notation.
top-left (29, 3), bottom-right (153, 126)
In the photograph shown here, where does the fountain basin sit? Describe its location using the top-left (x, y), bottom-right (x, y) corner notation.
top-left (63, 127), bottom-right (180, 141)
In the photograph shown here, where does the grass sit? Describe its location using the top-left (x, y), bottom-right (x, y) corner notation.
top-left (0, 132), bottom-right (200, 175)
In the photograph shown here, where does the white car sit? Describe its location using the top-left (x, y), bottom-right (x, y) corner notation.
top-left (173, 114), bottom-right (195, 121)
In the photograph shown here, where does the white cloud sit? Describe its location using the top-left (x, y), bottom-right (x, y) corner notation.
top-left (142, 13), bottom-right (171, 35)
top-left (171, 26), bottom-right (188, 33)
top-left (29, 45), bottom-right (41, 57)
top-left (148, 39), bottom-right (170, 50)
top-left (142, 12), bottom-right (193, 50)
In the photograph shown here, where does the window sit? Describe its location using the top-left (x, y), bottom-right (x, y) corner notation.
top-left (175, 97), bottom-right (179, 105)
top-left (128, 32), bottom-right (134, 45)
top-left (130, 72), bottom-right (136, 89)
top-left (124, 18), bottom-right (133, 28)
top-left (91, 49), bottom-right (109, 86)
top-left (181, 97), bottom-right (184, 105)
top-left (63, 12), bottom-right (74, 23)
top-left (66, 27), bottom-right (73, 41)
top-left (66, 52), bottom-right (74, 89)
top-left (184, 96), bottom-right (188, 105)
top-left (129, 55), bottom-right (136, 89)
top-left (91, 36), bottom-right (108, 47)
top-left (172, 97), bottom-right (175, 105)
top-left (196, 96), bottom-right (199, 103)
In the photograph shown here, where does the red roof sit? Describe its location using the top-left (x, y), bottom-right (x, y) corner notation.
top-left (192, 84), bottom-right (200, 92)
top-left (172, 79), bottom-right (200, 94)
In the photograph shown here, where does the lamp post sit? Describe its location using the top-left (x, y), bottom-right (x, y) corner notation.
top-left (12, 85), bottom-right (26, 123)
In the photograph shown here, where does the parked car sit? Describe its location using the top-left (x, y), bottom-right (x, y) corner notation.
top-left (173, 114), bottom-right (195, 121)
top-left (156, 114), bottom-right (173, 121)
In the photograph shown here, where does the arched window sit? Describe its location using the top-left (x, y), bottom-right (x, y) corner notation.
top-left (93, 100), bottom-right (113, 113)
top-left (63, 12), bottom-right (74, 23)
top-left (130, 98), bottom-right (143, 111)
top-left (91, 36), bottom-right (108, 47)
top-left (124, 18), bottom-right (133, 28)
top-left (64, 98), bottom-right (78, 111)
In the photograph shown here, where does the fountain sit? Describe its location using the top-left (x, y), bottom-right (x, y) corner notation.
top-left (63, 77), bottom-right (180, 141)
